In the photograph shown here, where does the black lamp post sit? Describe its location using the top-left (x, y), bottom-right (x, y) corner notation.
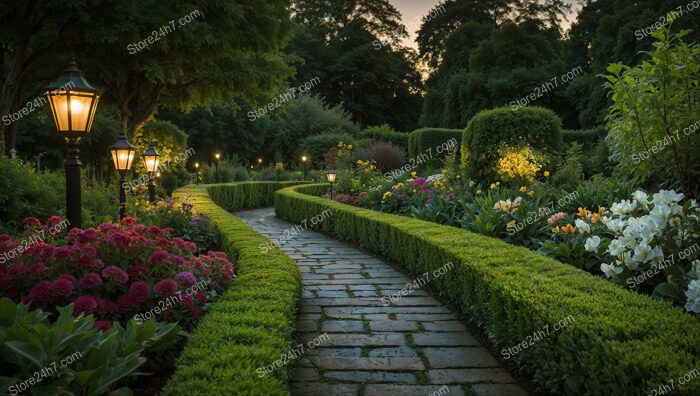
top-left (302, 155), bottom-right (309, 181)
top-left (110, 134), bottom-right (137, 219)
top-left (326, 169), bottom-right (336, 200)
top-left (45, 61), bottom-right (101, 230)
top-left (194, 162), bottom-right (200, 184)
top-left (143, 143), bottom-right (160, 202)
top-left (214, 153), bottom-right (221, 182)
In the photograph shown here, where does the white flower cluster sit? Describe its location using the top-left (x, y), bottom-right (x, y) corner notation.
top-left (584, 190), bottom-right (700, 312)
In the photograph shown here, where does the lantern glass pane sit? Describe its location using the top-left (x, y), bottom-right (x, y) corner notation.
top-left (48, 94), bottom-right (70, 131)
top-left (144, 157), bottom-right (160, 173)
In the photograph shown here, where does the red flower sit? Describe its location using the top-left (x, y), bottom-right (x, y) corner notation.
top-left (51, 278), bottom-right (75, 297)
top-left (101, 266), bottom-right (129, 284)
top-left (23, 217), bottom-right (41, 227)
top-left (121, 216), bottom-right (137, 225)
top-left (196, 291), bottom-right (207, 305)
top-left (73, 295), bottom-right (98, 316)
top-left (78, 273), bottom-right (103, 290)
top-left (129, 281), bottom-right (151, 304)
top-left (154, 279), bottom-right (178, 299)
top-left (46, 216), bottom-right (64, 229)
top-left (94, 320), bottom-right (112, 332)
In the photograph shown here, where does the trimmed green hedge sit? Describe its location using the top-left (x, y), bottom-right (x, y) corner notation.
top-left (361, 125), bottom-right (409, 150)
top-left (407, 128), bottom-right (462, 168)
top-left (207, 181), bottom-right (307, 212)
top-left (562, 126), bottom-right (607, 146)
top-left (164, 183), bottom-right (303, 395)
top-left (461, 106), bottom-right (563, 182)
top-left (275, 185), bottom-right (700, 395)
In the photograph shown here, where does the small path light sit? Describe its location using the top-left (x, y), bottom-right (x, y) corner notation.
top-left (46, 61), bottom-right (100, 230)
top-left (110, 134), bottom-right (137, 219)
top-left (326, 169), bottom-right (336, 200)
top-left (302, 155), bottom-right (309, 181)
top-left (143, 143), bottom-right (160, 202)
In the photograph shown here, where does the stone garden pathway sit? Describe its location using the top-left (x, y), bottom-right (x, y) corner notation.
top-left (236, 208), bottom-right (527, 396)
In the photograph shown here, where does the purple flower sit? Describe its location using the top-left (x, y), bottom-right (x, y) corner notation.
top-left (154, 279), bottom-right (178, 299)
top-left (129, 281), bottom-right (151, 304)
top-left (79, 273), bottom-right (103, 290)
top-left (412, 178), bottom-right (427, 187)
top-left (177, 271), bottom-right (197, 288)
top-left (447, 194), bottom-right (454, 201)
top-left (101, 266), bottom-right (129, 284)
top-left (427, 199), bottom-right (434, 205)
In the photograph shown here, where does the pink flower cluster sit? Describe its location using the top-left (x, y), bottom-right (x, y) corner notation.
top-left (0, 216), bottom-right (235, 327)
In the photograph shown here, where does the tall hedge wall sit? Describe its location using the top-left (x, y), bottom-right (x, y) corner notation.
top-left (407, 128), bottom-right (462, 168)
top-left (164, 182), bottom-right (303, 395)
top-left (461, 106), bottom-right (563, 182)
top-left (360, 125), bottom-right (410, 151)
top-left (274, 184), bottom-right (700, 396)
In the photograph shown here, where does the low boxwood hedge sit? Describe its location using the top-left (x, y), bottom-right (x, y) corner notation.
top-left (163, 183), bottom-right (303, 395)
top-left (274, 184), bottom-right (700, 395)
top-left (562, 126), bottom-right (607, 147)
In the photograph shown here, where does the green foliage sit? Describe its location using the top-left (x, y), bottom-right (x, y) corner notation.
top-left (300, 132), bottom-right (356, 168)
top-left (0, 299), bottom-right (176, 395)
top-left (462, 106), bottom-right (562, 182)
top-left (360, 125), bottom-right (409, 150)
top-left (164, 183), bottom-right (302, 395)
top-left (133, 120), bottom-right (189, 172)
top-left (604, 27), bottom-right (700, 197)
top-left (0, 158), bottom-right (64, 234)
top-left (550, 143), bottom-right (585, 191)
top-left (407, 128), bottom-right (462, 168)
top-left (201, 160), bottom-right (250, 184)
top-left (562, 126), bottom-right (606, 147)
top-left (275, 184), bottom-right (700, 395)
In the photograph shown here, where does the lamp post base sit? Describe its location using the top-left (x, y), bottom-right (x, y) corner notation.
top-left (148, 181), bottom-right (156, 202)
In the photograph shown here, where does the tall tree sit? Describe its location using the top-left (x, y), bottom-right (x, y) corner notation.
top-left (1, 0), bottom-right (296, 154)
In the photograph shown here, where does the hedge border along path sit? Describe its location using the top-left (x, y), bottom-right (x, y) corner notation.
top-left (162, 182), bottom-right (305, 395)
top-left (275, 184), bottom-right (700, 395)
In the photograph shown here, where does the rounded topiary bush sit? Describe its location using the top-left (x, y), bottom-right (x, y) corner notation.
top-left (407, 128), bottom-right (462, 168)
top-left (461, 106), bottom-right (563, 182)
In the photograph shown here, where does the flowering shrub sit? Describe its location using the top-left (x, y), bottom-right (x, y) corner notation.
top-left (128, 197), bottom-right (219, 253)
top-left (495, 144), bottom-right (543, 185)
top-left (0, 216), bottom-right (235, 328)
top-left (582, 190), bottom-right (700, 312)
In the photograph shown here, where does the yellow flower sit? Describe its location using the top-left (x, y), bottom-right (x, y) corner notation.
top-left (395, 182), bottom-right (404, 189)
top-left (413, 189), bottom-right (417, 193)
top-left (476, 189), bottom-right (482, 195)
top-left (598, 207), bottom-right (605, 215)
top-left (591, 213), bottom-right (601, 223)
top-left (527, 190), bottom-right (535, 197)
top-left (441, 168), bottom-right (448, 175)
top-left (469, 181), bottom-right (476, 187)
top-left (490, 183), bottom-right (496, 190)
top-left (551, 226), bottom-right (560, 234)
top-left (507, 220), bottom-right (516, 228)
top-left (411, 171), bottom-right (417, 177)
top-left (544, 171), bottom-right (550, 177)
top-left (495, 145), bottom-right (542, 182)
top-left (382, 192), bottom-right (392, 200)
top-left (347, 145), bottom-right (353, 150)
top-left (519, 186), bottom-right (527, 193)
top-left (338, 141), bottom-right (343, 147)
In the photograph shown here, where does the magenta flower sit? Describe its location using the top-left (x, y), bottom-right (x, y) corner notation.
top-left (447, 194), bottom-right (454, 201)
top-left (28, 280), bottom-right (52, 303)
top-left (79, 273), bottom-right (103, 290)
top-left (427, 198), bottom-right (434, 205)
top-left (129, 281), bottom-right (151, 304)
top-left (127, 265), bottom-right (148, 278)
top-left (117, 294), bottom-right (135, 313)
top-left (97, 298), bottom-right (120, 314)
top-left (94, 320), bottom-right (112, 332)
top-left (412, 178), bottom-right (427, 187)
top-left (23, 217), bottom-right (41, 228)
top-left (101, 266), bottom-right (129, 284)
top-left (73, 295), bottom-right (98, 316)
top-left (154, 279), bottom-right (178, 299)
top-left (149, 249), bottom-right (170, 264)
top-left (51, 278), bottom-right (75, 297)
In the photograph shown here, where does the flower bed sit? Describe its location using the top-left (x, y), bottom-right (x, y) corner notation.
top-left (163, 182), bottom-right (302, 395)
top-left (275, 184), bottom-right (700, 395)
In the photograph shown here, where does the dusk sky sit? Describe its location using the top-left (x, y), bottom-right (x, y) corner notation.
top-left (388, 0), bottom-right (582, 49)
